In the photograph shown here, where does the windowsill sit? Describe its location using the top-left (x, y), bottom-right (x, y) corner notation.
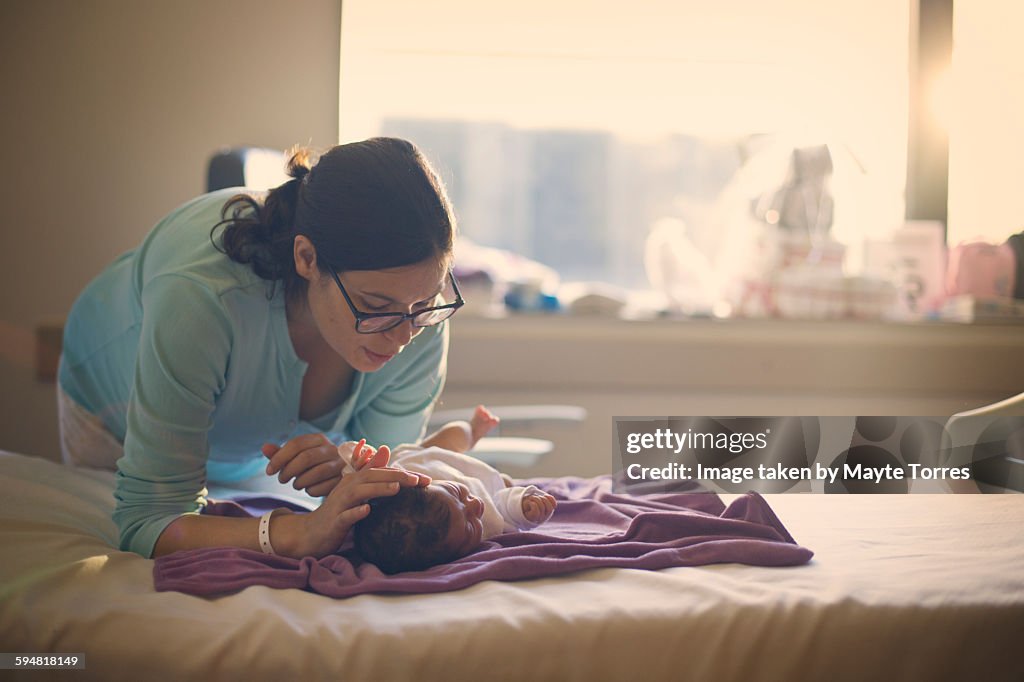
top-left (447, 314), bottom-right (1024, 395)
top-left (442, 313), bottom-right (1022, 477)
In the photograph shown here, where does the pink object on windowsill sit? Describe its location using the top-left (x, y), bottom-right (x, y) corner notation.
top-left (945, 242), bottom-right (1016, 299)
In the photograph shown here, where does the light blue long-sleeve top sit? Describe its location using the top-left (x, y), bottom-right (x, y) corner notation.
top-left (58, 188), bottom-right (448, 558)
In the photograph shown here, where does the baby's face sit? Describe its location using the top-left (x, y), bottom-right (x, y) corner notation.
top-left (429, 481), bottom-right (485, 555)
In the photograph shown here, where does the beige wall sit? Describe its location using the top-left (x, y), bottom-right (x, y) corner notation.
top-left (0, 0), bottom-right (341, 459)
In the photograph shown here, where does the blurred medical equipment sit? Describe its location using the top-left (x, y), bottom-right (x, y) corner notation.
top-left (943, 391), bottom-right (1024, 493)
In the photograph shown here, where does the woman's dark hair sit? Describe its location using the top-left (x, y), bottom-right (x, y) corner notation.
top-left (211, 137), bottom-right (456, 298)
top-left (353, 486), bottom-right (461, 575)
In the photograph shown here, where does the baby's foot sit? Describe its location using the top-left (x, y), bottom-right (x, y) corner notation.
top-left (470, 405), bottom-right (500, 446)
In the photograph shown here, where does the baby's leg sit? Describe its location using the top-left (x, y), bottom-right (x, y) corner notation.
top-left (420, 421), bottom-right (474, 453)
top-left (469, 405), bottom-right (500, 445)
top-left (420, 405), bottom-right (501, 453)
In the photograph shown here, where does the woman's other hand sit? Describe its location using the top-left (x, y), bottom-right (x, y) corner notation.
top-left (262, 433), bottom-right (348, 497)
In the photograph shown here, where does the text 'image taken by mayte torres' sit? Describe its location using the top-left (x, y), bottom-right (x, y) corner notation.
top-left (611, 416), bottom-right (979, 494)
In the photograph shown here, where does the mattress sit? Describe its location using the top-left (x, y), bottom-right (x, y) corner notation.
top-left (1, 450), bottom-right (1022, 681)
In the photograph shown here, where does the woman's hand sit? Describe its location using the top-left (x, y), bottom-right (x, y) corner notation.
top-left (263, 436), bottom-right (398, 497)
top-left (262, 433), bottom-right (347, 498)
top-left (283, 463), bottom-right (431, 558)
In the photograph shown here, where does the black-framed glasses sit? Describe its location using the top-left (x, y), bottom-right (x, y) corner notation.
top-left (329, 268), bottom-right (465, 334)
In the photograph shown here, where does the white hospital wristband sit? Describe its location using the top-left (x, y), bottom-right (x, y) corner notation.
top-left (258, 509), bottom-right (285, 555)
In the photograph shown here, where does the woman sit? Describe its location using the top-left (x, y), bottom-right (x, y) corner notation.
top-left (57, 138), bottom-right (462, 559)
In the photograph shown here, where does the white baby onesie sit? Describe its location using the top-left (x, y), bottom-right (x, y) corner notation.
top-left (338, 442), bottom-right (543, 539)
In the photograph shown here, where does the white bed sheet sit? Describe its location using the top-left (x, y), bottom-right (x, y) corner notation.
top-left (1, 451), bottom-right (1022, 682)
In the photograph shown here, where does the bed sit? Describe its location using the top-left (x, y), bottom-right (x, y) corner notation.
top-left (2, 450), bottom-right (1022, 681)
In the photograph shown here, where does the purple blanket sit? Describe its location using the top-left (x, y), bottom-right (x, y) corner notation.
top-left (153, 476), bottom-right (813, 597)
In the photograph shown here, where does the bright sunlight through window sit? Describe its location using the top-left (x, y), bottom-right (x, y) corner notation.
top-left (340, 0), bottom-right (910, 292)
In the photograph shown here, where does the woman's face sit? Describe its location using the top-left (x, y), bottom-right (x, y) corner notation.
top-left (296, 240), bottom-right (450, 372)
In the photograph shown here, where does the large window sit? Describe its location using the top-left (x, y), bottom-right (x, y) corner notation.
top-left (946, 0), bottom-right (1024, 245)
top-left (340, 1), bottom-right (910, 289)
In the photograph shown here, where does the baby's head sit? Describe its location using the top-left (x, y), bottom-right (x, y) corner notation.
top-left (354, 481), bottom-right (485, 574)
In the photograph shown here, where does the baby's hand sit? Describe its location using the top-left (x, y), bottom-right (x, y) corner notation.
top-left (340, 439), bottom-right (391, 471)
top-left (337, 440), bottom-right (429, 489)
top-left (521, 489), bottom-right (557, 525)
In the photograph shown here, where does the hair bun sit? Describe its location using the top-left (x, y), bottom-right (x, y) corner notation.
top-left (285, 146), bottom-right (318, 182)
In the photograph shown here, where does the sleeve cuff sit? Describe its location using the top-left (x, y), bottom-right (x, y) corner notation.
top-left (499, 484), bottom-right (543, 530)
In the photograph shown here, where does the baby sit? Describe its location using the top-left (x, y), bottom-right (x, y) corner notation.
top-left (344, 406), bottom-right (557, 574)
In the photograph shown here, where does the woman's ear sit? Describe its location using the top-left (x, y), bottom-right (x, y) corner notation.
top-left (293, 235), bottom-right (319, 281)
